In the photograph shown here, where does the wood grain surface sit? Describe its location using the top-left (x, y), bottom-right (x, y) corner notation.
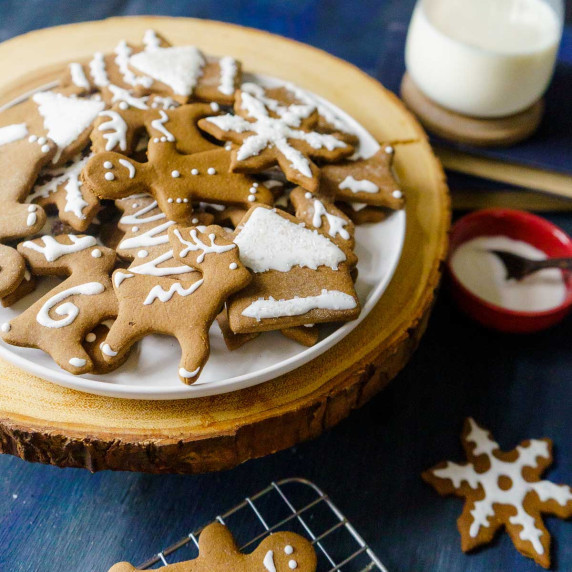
top-left (0, 16), bottom-right (449, 474)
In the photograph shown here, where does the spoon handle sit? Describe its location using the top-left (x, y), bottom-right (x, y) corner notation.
top-left (536, 257), bottom-right (572, 271)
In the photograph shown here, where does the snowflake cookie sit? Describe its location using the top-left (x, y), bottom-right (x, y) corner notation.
top-left (108, 521), bottom-right (317, 571)
top-left (423, 418), bottom-right (572, 568)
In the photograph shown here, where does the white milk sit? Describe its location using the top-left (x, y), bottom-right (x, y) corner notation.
top-left (450, 236), bottom-right (566, 312)
top-left (405, 0), bottom-right (562, 117)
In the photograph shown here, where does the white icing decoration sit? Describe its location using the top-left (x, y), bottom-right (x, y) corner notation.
top-left (0, 123), bottom-right (28, 147)
top-left (204, 92), bottom-right (346, 177)
top-left (138, 250), bottom-right (149, 258)
top-left (105, 172), bottom-right (115, 181)
top-left (207, 167), bottom-right (216, 175)
top-left (69, 357), bottom-right (86, 368)
top-left (91, 249), bottom-right (102, 258)
top-left (173, 228), bottom-right (236, 263)
top-left (229, 262), bottom-right (238, 270)
top-left (108, 84), bottom-right (149, 109)
top-left (32, 92), bottom-right (105, 163)
top-left (118, 158), bottom-right (136, 179)
top-left (129, 250), bottom-right (193, 277)
top-left (101, 343), bottom-right (118, 357)
top-left (150, 110), bottom-right (175, 141)
top-left (26, 213), bottom-right (37, 226)
top-left (85, 333), bottom-right (96, 342)
top-left (339, 175), bottom-right (379, 194)
top-left (129, 46), bottom-right (205, 96)
top-left (211, 102), bottom-right (220, 112)
top-left (171, 170), bottom-right (180, 178)
top-left (89, 52), bottom-right (109, 87)
top-left (98, 110), bottom-right (128, 152)
top-left (22, 235), bottom-right (97, 262)
top-left (150, 95), bottom-right (179, 110)
top-left (311, 199), bottom-right (350, 240)
top-left (28, 156), bottom-right (90, 220)
top-left (104, 161), bottom-right (113, 169)
top-left (432, 418), bottom-right (572, 556)
top-left (218, 57), bottom-right (237, 96)
top-left (234, 208), bottom-right (346, 273)
top-left (114, 272), bottom-right (134, 288)
top-left (191, 169), bottom-right (199, 175)
top-left (114, 41), bottom-right (153, 89)
top-left (179, 366), bottom-right (200, 379)
top-left (143, 278), bottom-right (203, 305)
top-left (288, 560), bottom-right (298, 569)
top-left (392, 190), bottom-right (403, 199)
top-left (36, 282), bottom-right (105, 328)
top-left (242, 289), bottom-right (356, 321)
top-left (69, 63), bottom-right (90, 90)
top-left (1, 323), bottom-right (11, 333)
top-left (284, 546), bottom-right (294, 555)
top-left (143, 29), bottom-right (162, 51)
top-left (263, 550), bottom-right (276, 572)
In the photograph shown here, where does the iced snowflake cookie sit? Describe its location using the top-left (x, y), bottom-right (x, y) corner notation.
top-left (62, 30), bottom-right (241, 105)
top-left (1, 235), bottom-right (118, 375)
top-left (108, 521), bottom-right (316, 572)
top-left (82, 141), bottom-right (273, 224)
top-left (198, 89), bottom-right (354, 192)
top-left (423, 418), bottom-right (572, 569)
top-left (100, 225), bottom-right (251, 384)
top-left (227, 205), bottom-right (359, 334)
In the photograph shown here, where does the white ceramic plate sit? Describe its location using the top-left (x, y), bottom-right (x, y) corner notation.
top-left (0, 75), bottom-right (406, 399)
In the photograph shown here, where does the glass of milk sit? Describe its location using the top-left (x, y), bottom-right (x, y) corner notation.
top-left (405, 0), bottom-right (564, 118)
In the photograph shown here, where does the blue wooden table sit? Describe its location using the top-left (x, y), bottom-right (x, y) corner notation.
top-left (1, 2), bottom-right (571, 571)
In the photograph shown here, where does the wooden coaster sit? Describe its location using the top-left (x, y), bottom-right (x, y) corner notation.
top-left (401, 72), bottom-right (544, 147)
top-left (0, 17), bottom-right (449, 474)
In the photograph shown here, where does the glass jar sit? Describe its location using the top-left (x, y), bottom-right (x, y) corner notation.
top-left (405, 0), bottom-right (564, 118)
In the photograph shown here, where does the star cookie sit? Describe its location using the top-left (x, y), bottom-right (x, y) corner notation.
top-left (423, 418), bottom-right (572, 568)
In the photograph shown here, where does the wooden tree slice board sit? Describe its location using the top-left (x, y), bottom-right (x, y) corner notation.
top-left (0, 17), bottom-right (450, 474)
top-left (400, 72), bottom-right (544, 147)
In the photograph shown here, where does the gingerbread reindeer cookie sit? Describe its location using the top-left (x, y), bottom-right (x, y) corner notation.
top-left (319, 146), bottom-right (404, 210)
top-left (1, 235), bottom-right (118, 375)
top-left (82, 143), bottom-right (273, 224)
top-left (99, 225), bottom-right (251, 384)
top-left (228, 205), bottom-right (359, 334)
top-left (109, 522), bottom-right (317, 572)
top-left (198, 90), bottom-right (354, 192)
top-left (423, 418), bottom-right (572, 569)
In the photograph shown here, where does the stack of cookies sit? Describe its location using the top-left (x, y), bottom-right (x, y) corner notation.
top-left (0, 30), bottom-right (404, 384)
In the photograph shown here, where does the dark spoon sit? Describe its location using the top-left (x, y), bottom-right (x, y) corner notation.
top-left (490, 250), bottom-right (572, 281)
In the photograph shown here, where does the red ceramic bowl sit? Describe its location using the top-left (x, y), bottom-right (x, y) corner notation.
top-left (447, 209), bottom-right (572, 333)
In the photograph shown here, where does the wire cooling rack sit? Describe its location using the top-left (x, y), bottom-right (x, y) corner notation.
top-left (137, 478), bottom-right (387, 571)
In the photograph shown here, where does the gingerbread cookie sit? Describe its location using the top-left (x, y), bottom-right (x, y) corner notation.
top-left (0, 122), bottom-right (57, 241)
top-left (1, 267), bottom-right (36, 308)
top-left (1, 235), bottom-right (118, 375)
top-left (27, 154), bottom-right (100, 232)
top-left (320, 146), bottom-right (404, 210)
top-left (0, 245), bottom-right (26, 299)
top-left (107, 195), bottom-right (213, 261)
top-left (281, 324), bottom-right (320, 347)
top-left (109, 521), bottom-right (317, 572)
top-left (91, 100), bottom-right (222, 156)
top-left (423, 418), bottom-right (572, 569)
top-left (228, 205), bottom-right (359, 334)
top-left (290, 187), bottom-right (355, 249)
top-left (198, 90), bottom-right (354, 192)
top-left (99, 225), bottom-right (251, 384)
top-left (82, 143), bottom-right (273, 224)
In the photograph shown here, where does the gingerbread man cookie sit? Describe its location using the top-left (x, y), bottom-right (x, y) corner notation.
top-left (109, 522), bottom-right (317, 572)
top-left (1, 235), bottom-right (118, 375)
top-left (198, 90), bottom-right (354, 192)
top-left (227, 205), bottom-right (359, 334)
top-left (319, 146), bottom-right (404, 210)
top-left (91, 100), bottom-right (222, 156)
top-left (100, 225), bottom-right (251, 384)
top-left (423, 418), bottom-right (572, 569)
top-left (82, 143), bottom-right (273, 224)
